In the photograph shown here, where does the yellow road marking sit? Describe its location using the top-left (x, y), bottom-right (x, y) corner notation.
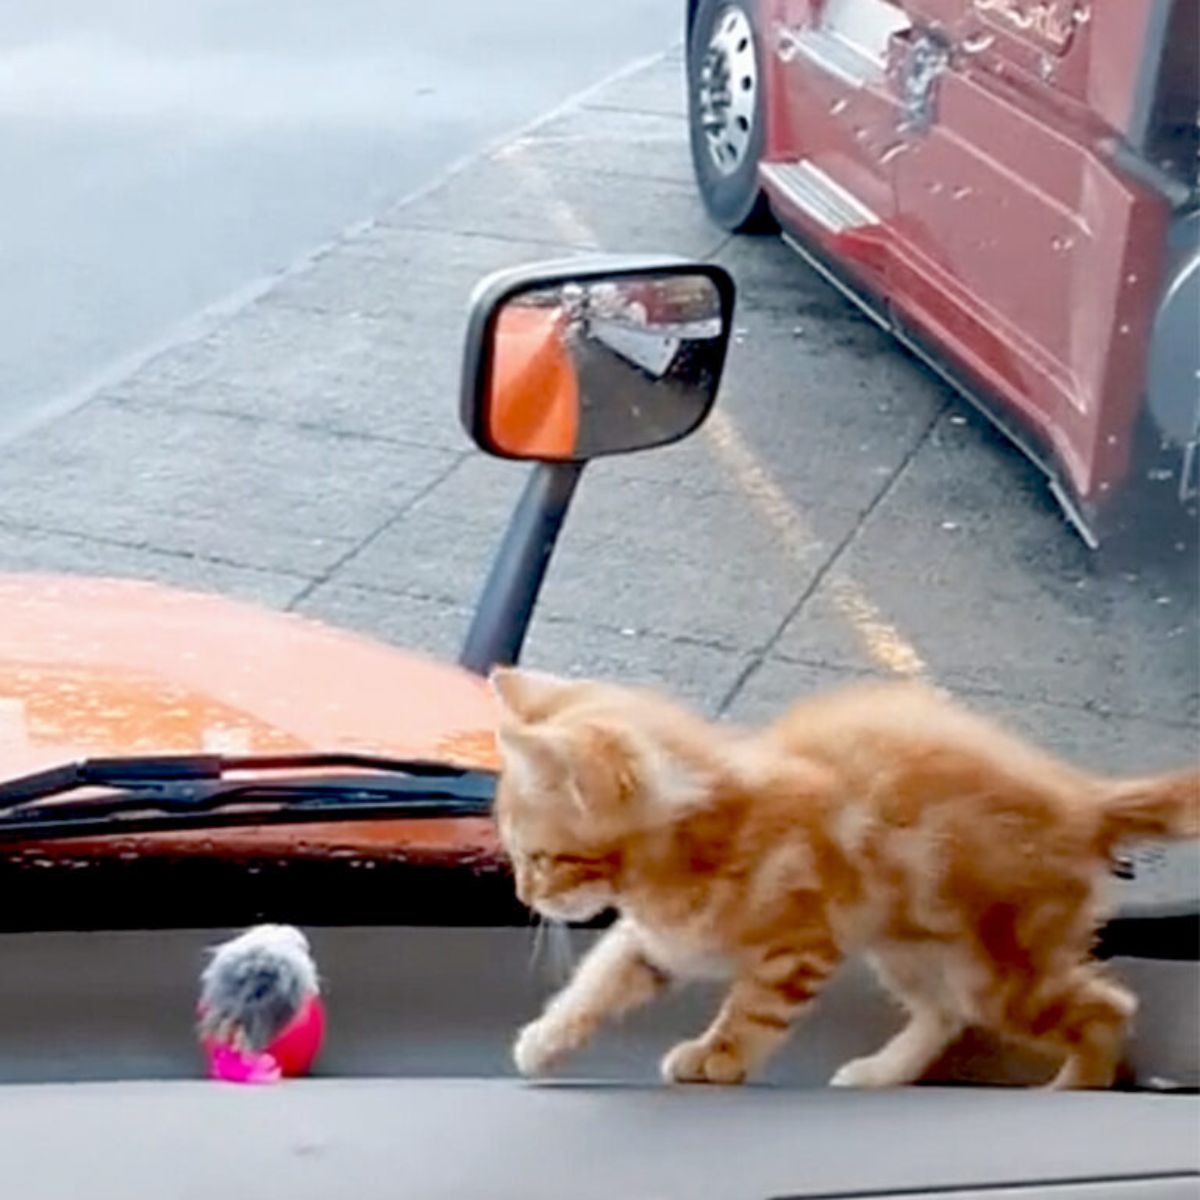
top-left (703, 410), bottom-right (926, 677)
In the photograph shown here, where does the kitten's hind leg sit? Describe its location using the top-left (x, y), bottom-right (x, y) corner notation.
top-left (662, 938), bottom-right (841, 1085)
top-left (513, 918), bottom-right (668, 1077)
top-left (830, 948), bottom-right (962, 1088)
top-left (1010, 966), bottom-right (1135, 1091)
top-left (830, 1006), bottom-right (961, 1088)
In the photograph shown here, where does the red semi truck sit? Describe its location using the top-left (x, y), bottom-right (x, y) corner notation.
top-left (686, 0), bottom-right (1198, 544)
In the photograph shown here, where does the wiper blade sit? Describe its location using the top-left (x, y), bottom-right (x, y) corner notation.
top-left (0, 772), bottom-right (496, 844)
top-left (0, 752), bottom-right (473, 808)
top-left (0, 753), bottom-right (497, 844)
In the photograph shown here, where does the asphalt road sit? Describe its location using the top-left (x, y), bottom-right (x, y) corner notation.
top-left (0, 0), bottom-right (677, 440)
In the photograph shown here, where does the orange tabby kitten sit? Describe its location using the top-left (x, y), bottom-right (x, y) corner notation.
top-left (490, 667), bottom-right (1199, 1089)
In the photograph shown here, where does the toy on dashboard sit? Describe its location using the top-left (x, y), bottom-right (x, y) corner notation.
top-left (196, 923), bottom-right (325, 1083)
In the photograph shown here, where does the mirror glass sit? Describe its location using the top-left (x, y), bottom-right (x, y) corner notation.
top-left (483, 270), bottom-right (728, 460)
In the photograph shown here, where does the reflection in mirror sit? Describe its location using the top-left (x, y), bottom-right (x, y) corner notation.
top-left (485, 270), bottom-right (728, 461)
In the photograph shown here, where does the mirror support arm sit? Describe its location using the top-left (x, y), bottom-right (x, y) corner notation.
top-left (459, 461), bottom-right (586, 675)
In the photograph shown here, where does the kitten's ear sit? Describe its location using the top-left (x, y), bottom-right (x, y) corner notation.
top-left (489, 666), bottom-right (571, 720)
top-left (495, 719), bottom-right (572, 792)
top-left (623, 729), bottom-right (711, 818)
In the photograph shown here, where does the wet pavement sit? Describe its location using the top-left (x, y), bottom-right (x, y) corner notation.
top-left (0, 46), bottom-right (1195, 795)
top-left (0, 0), bottom-right (677, 440)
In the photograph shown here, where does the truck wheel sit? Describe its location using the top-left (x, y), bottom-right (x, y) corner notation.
top-left (687, 0), bottom-right (774, 232)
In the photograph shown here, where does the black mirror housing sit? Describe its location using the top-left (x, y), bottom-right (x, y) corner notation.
top-left (459, 255), bottom-right (736, 463)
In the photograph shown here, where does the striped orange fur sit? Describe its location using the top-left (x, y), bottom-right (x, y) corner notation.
top-left (491, 668), bottom-right (1198, 1089)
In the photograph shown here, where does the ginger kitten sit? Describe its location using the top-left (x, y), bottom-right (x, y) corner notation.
top-left (490, 667), bottom-right (1199, 1089)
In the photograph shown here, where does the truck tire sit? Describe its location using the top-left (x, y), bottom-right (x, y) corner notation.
top-left (687, 0), bottom-right (774, 231)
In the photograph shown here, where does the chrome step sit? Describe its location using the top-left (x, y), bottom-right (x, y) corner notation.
top-left (760, 160), bottom-right (879, 234)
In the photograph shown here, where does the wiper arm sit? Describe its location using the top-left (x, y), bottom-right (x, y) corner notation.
top-left (0, 752), bottom-right (474, 808)
top-left (0, 753), bottom-right (496, 844)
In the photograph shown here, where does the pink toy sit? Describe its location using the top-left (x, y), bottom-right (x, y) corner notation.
top-left (263, 993), bottom-right (326, 1076)
top-left (196, 924), bottom-right (325, 1084)
top-left (207, 1043), bottom-right (282, 1085)
top-left (201, 995), bottom-right (326, 1083)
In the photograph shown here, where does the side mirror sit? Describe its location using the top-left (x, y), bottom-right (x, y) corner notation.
top-left (456, 256), bottom-right (736, 677)
top-left (460, 257), bottom-right (735, 462)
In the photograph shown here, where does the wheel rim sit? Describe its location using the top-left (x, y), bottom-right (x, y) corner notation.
top-left (697, 6), bottom-right (758, 176)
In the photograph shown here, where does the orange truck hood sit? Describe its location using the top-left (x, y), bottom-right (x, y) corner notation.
top-left (0, 575), bottom-right (500, 860)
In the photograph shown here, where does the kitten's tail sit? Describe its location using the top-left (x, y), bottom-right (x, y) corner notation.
top-left (1098, 768), bottom-right (1200, 846)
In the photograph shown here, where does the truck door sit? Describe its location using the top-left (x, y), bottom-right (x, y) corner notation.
top-left (885, 0), bottom-right (1174, 502)
top-left (766, 0), bottom-right (915, 285)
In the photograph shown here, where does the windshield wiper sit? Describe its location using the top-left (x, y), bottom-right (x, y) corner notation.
top-left (0, 753), bottom-right (495, 843)
top-left (0, 752), bottom-right (476, 806)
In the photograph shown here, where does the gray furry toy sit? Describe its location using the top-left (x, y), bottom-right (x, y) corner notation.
top-left (197, 925), bottom-right (322, 1072)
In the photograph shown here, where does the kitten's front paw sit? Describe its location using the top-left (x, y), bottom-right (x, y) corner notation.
top-left (661, 1037), bottom-right (747, 1085)
top-left (829, 1054), bottom-right (901, 1089)
top-left (512, 1018), bottom-right (572, 1078)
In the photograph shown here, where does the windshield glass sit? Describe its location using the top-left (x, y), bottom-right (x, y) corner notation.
top-left (0, 1), bottom-right (1195, 903)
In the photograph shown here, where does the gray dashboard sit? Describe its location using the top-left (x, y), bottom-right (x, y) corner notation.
top-left (0, 926), bottom-right (1195, 1199)
top-left (2, 1078), bottom-right (1196, 1200)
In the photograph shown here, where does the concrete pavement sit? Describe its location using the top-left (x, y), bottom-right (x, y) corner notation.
top-left (0, 45), bottom-right (1195, 795)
